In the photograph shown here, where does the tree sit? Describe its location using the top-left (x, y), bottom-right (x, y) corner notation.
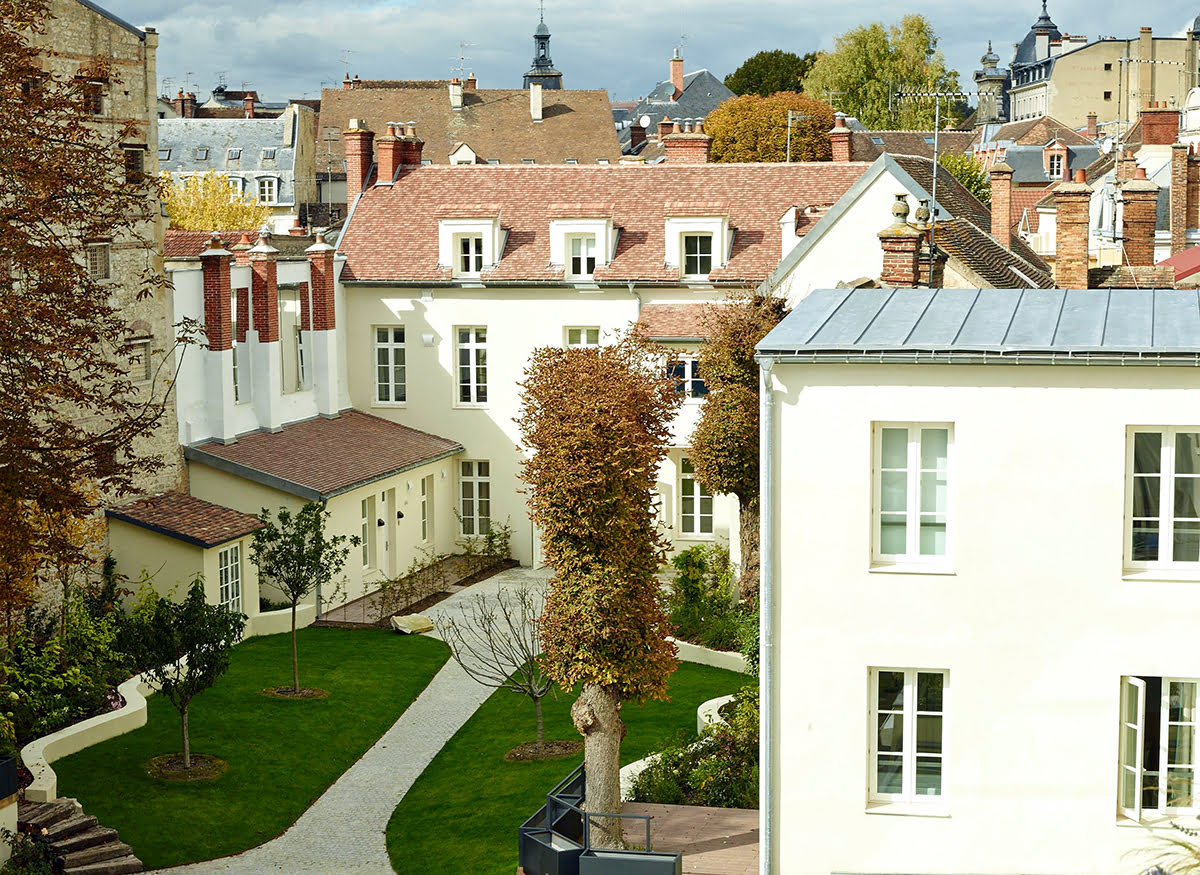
top-left (129, 579), bottom-right (245, 768)
top-left (518, 333), bottom-right (680, 847)
top-left (162, 171), bottom-right (271, 232)
top-left (939, 151), bottom-right (991, 207)
top-left (802, 15), bottom-right (962, 129)
top-left (249, 502), bottom-right (356, 693)
top-left (705, 92), bottom-right (835, 163)
top-left (0, 0), bottom-right (180, 587)
top-left (437, 584), bottom-right (553, 746)
top-left (688, 291), bottom-right (790, 598)
top-left (724, 50), bottom-right (817, 97)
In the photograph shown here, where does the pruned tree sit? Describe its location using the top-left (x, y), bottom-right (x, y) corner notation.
top-left (249, 502), bottom-right (357, 693)
top-left (129, 579), bottom-right (245, 768)
top-left (724, 50), bottom-right (818, 96)
top-left (689, 290), bottom-right (790, 597)
top-left (939, 151), bottom-right (991, 206)
top-left (162, 171), bottom-right (272, 231)
top-left (518, 333), bottom-right (681, 847)
top-left (705, 92), bottom-right (835, 163)
top-left (437, 584), bottom-right (552, 744)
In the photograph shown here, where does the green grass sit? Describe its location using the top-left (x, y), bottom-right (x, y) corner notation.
top-left (385, 663), bottom-right (746, 874)
top-left (52, 627), bottom-right (449, 869)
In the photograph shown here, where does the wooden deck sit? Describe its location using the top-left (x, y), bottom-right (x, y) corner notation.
top-left (621, 802), bottom-right (758, 875)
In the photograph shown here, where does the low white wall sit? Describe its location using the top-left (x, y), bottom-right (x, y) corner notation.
top-left (666, 637), bottom-right (748, 674)
top-left (696, 694), bottom-right (735, 735)
top-left (247, 603), bottom-right (316, 637)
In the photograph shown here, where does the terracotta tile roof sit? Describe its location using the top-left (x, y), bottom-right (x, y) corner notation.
top-left (848, 130), bottom-right (975, 162)
top-left (935, 220), bottom-right (1054, 288)
top-left (1160, 245), bottom-right (1200, 283)
top-left (337, 162), bottom-right (870, 284)
top-left (107, 493), bottom-right (263, 548)
top-left (186, 411), bottom-right (463, 500)
top-left (1088, 265), bottom-right (1176, 289)
top-left (969, 116), bottom-right (1093, 148)
top-left (636, 303), bottom-right (710, 339)
top-left (318, 85), bottom-right (622, 166)
top-left (1010, 186), bottom-right (1053, 233)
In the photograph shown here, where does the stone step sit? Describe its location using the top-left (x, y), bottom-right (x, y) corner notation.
top-left (54, 825), bottom-right (118, 854)
top-left (63, 855), bottom-right (144, 875)
top-left (62, 840), bottom-right (135, 869)
top-left (19, 797), bottom-right (80, 830)
top-left (44, 813), bottom-right (98, 842)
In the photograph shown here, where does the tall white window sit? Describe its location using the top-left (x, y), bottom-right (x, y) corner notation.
top-left (86, 244), bottom-right (111, 280)
top-left (361, 496), bottom-right (376, 568)
top-left (420, 475), bottom-right (433, 543)
top-left (565, 327), bottom-right (600, 348)
top-left (680, 458), bottom-right (713, 536)
top-left (874, 424), bottom-right (951, 564)
top-left (869, 668), bottom-right (947, 803)
top-left (218, 544), bottom-right (241, 613)
top-left (682, 233), bottom-right (713, 277)
top-left (669, 356), bottom-right (707, 398)
top-left (568, 235), bottom-right (596, 279)
top-left (257, 177), bottom-right (277, 204)
top-left (374, 326), bottom-right (406, 403)
top-left (1120, 676), bottom-right (1200, 819)
top-left (457, 235), bottom-right (484, 275)
top-left (1048, 153), bottom-right (1064, 177)
top-left (1128, 429), bottom-right (1200, 568)
top-left (457, 327), bottom-right (487, 404)
top-left (460, 461), bottom-right (491, 535)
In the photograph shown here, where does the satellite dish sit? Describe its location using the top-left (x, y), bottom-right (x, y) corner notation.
top-left (1099, 136), bottom-right (1113, 154)
top-left (639, 114), bottom-right (652, 129)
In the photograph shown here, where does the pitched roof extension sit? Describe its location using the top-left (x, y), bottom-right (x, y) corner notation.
top-left (969, 115), bottom-right (1093, 148)
top-left (107, 493), bottom-right (263, 548)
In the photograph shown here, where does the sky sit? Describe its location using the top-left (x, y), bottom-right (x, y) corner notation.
top-left (101, 0), bottom-right (1200, 106)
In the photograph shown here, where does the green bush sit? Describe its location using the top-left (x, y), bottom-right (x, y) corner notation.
top-left (667, 545), bottom-right (745, 652)
top-left (0, 827), bottom-right (57, 875)
top-left (738, 598), bottom-right (759, 678)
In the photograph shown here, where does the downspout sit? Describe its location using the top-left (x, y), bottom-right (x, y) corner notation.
top-left (758, 355), bottom-right (776, 875)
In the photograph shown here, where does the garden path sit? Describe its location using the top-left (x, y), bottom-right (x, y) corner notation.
top-left (149, 565), bottom-right (550, 875)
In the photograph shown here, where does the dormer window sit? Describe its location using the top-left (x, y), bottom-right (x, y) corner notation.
top-left (1048, 153), bottom-right (1064, 178)
top-left (227, 148), bottom-right (241, 160)
top-left (683, 233), bottom-right (713, 277)
top-left (664, 213), bottom-right (729, 279)
top-left (458, 235), bottom-right (484, 275)
top-left (258, 177), bottom-right (277, 203)
top-left (568, 236), bottom-right (596, 279)
top-left (195, 148), bottom-right (208, 160)
top-left (262, 147), bottom-right (276, 160)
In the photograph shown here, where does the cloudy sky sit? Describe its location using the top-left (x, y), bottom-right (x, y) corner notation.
top-left (103, 0), bottom-right (1199, 105)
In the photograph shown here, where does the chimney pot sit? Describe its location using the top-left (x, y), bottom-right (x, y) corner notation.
top-left (1074, 169), bottom-right (1086, 183)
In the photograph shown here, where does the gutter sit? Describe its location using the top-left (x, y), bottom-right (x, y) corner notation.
top-left (758, 356), bottom-right (777, 875)
top-left (338, 279), bottom-right (752, 290)
top-left (755, 350), bottom-right (1200, 367)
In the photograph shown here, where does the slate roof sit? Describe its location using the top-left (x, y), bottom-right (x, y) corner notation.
top-left (621, 69), bottom-right (734, 149)
top-left (997, 144), bottom-right (1100, 184)
top-left (336, 162), bottom-right (870, 284)
top-left (848, 130), bottom-right (975, 162)
top-left (186, 411), bottom-right (463, 501)
top-left (636, 303), bottom-right (710, 340)
top-left (758, 287), bottom-right (1200, 358)
top-left (318, 85), bottom-right (622, 166)
top-left (159, 116), bottom-right (295, 174)
top-left (107, 493), bottom-right (263, 548)
top-left (970, 116), bottom-right (1092, 148)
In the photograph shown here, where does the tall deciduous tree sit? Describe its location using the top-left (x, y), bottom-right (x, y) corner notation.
top-left (519, 334), bottom-right (680, 847)
top-left (939, 151), bottom-right (991, 207)
top-left (705, 92), bottom-right (835, 163)
top-left (162, 171), bottom-right (271, 232)
top-left (724, 50), bottom-right (818, 96)
top-left (802, 15), bottom-right (962, 129)
top-left (250, 502), bottom-right (356, 693)
top-left (130, 579), bottom-right (245, 769)
top-left (688, 291), bottom-right (790, 597)
top-left (0, 0), bottom-right (177, 583)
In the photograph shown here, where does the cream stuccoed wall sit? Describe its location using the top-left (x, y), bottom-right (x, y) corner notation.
top-left (767, 360), bottom-right (1200, 874)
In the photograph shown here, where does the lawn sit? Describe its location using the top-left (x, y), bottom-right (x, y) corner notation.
top-left (385, 662), bottom-right (747, 874)
top-left (52, 626), bottom-right (449, 869)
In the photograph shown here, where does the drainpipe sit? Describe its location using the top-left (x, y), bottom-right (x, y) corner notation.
top-left (758, 356), bottom-right (776, 875)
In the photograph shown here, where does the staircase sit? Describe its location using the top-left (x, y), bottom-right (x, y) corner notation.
top-left (17, 798), bottom-right (143, 874)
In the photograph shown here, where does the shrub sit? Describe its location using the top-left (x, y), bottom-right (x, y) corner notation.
top-left (738, 598), bottom-right (760, 677)
top-left (667, 545), bottom-right (744, 651)
top-left (0, 827), bottom-right (56, 875)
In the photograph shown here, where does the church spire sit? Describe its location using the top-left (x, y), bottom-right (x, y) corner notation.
top-left (523, 2), bottom-right (563, 90)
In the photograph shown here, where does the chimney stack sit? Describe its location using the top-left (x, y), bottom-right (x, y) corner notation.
top-left (1120, 166), bottom-right (1160, 267)
top-left (465, 73), bottom-right (477, 91)
top-left (342, 73), bottom-right (351, 90)
top-left (200, 234), bottom-right (233, 352)
top-left (630, 122), bottom-right (646, 151)
top-left (657, 117), bottom-right (675, 139)
top-left (989, 161), bottom-right (1014, 248)
top-left (231, 233), bottom-right (253, 267)
top-left (1054, 169), bottom-right (1093, 288)
top-left (375, 122), bottom-right (400, 184)
top-left (352, 74), bottom-right (361, 89)
top-left (530, 82), bottom-right (543, 122)
top-left (1172, 142), bottom-right (1189, 255)
top-left (1141, 101), bottom-right (1182, 146)
top-left (248, 229), bottom-right (283, 431)
top-left (399, 123), bottom-right (424, 166)
top-left (343, 119), bottom-right (375, 194)
top-left (243, 95), bottom-right (255, 118)
top-left (661, 119), bottom-right (712, 164)
top-left (829, 114), bottom-right (852, 163)
top-left (175, 91), bottom-right (196, 118)
top-left (1117, 150), bottom-right (1137, 181)
top-left (670, 49), bottom-right (685, 101)
top-left (305, 230), bottom-right (339, 417)
top-left (1086, 111), bottom-right (1098, 139)
top-left (449, 77), bottom-right (463, 111)
top-left (877, 194), bottom-right (925, 287)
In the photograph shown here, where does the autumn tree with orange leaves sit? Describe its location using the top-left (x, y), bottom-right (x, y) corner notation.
top-left (519, 333), bottom-right (681, 847)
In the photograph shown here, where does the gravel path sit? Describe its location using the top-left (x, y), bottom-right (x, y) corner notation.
top-left (151, 566), bottom-right (549, 875)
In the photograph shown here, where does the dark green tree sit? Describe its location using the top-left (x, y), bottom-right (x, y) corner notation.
top-left (939, 151), bottom-right (991, 206)
top-left (130, 580), bottom-right (245, 768)
top-left (724, 50), bottom-right (817, 96)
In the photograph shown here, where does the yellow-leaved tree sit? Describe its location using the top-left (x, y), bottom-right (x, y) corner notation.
top-left (162, 171), bottom-right (271, 231)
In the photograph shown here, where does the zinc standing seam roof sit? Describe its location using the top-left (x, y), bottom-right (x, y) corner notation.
top-left (757, 288), bottom-right (1200, 357)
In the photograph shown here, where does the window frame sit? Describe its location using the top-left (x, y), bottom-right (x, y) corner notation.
top-left (455, 326), bottom-right (488, 406)
top-left (565, 326), bottom-right (600, 348)
top-left (868, 667), bottom-right (949, 807)
top-left (218, 543), bottom-right (242, 614)
top-left (567, 234), bottom-right (597, 279)
top-left (361, 496), bottom-right (376, 568)
top-left (123, 147), bottom-right (145, 185)
top-left (872, 423), bottom-right (953, 570)
top-left (668, 354), bottom-right (707, 400)
top-left (454, 234), bottom-right (484, 277)
top-left (126, 337), bottom-right (152, 383)
top-left (373, 325), bottom-right (407, 405)
top-left (1048, 153), bottom-right (1064, 178)
top-left (1125, 427), bottom-right (1200, 574)
top-left (459, 460), bottom-right (491, 536)
top-left (679, 457), bottom-right (714, 538)
top-left (257, 176), bottom-right (278, 204)
top-left (681, 232), bottom-right (713, 278)
top-left (1120, 675), bottom-right (1200, 820)
top-left (420, 475), bottom-right (432, 543)
top-left (86, 243), bottom-right (111, 280)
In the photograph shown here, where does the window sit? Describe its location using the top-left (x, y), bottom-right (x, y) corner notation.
top-left (521, 158), bottom-right (535, 165)
top-left (218, 544), bottom-right (241, 613)
top-left (1105, 63), bottom-right (1113, 71)
top-left (262, 147), bottom-right (276, 160)
top-left (456, 327), bottom-right (487, 403)
top-left (227, 148), bottom-right (241, 160)
top-left (83, 83), bottom-right (104, 115)
top-left (923, 136), bottom-right (935, 145)
top-left (227, 176), bottom-right (244, 197)
top-left (1105, 91), bottom-right (1113, 101)
top-left (157, 148), bottom-right (171, 161)
top-left (361, 496), bottom-right (376, 567)
top-left (460, 460), bottom-right (491, 535)
top-left (568, 236), bottom-right (596, 278)
top-left (127, 338), bottom-right (151, 382)
top-left (195, 148), bottom-right (209, 160)
top-left (420, 475), bottom-right (432, 543)
top-left (257, 177), bottom-right (277, 204)
top-left (486, 158), bottom-right (500, 165)
top-left (565, 157), bottom-right (579, 164)
top-left (1127, 429), bottom-right (1200, 568)
top-left (86, 243), bottom-right (110, 280)
top-left (669, 356), bottom-right (707, 398)
top-left (565, 327), bottom-right (600, 348)
top-left (874, 424), bottom-right (950, 564)
top-left (871, 136), bottom-right (885, 146)
top-left (374, 326), bottom-right (406, 403)
top-left (1120, 676), bottom-right (1200, 819)
top-left (682, 233), bottom-right (712, 277)
top-left (870, 668), bottom-right (947, 803)
top-left (1048, 154), bottom-right (1064, 177)
top-left (123, 148), bottom-right (144, 184)
top-left (457, 235), bottom-right (484, 275)
top-left (680, 458), bottom-right (713, 536)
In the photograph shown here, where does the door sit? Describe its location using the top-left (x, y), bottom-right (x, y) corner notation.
top-left (1120, 676), bottom-right (1146, 820)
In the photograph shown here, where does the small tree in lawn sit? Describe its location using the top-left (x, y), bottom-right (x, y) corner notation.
top-left (250, 502), bottom-right (356, 694)
top-left (519, 332), bottom-right (681, 847)
top-left (130, 579), bottom-right (245, 769)
top-left (437, 585), bottom-right (553, 746)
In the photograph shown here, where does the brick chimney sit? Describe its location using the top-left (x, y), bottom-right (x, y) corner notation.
top-left (375, 123), bottom-right (400, 184)
top-left (658, 117), bottom-right (675, 140)
top-left (661, 119), bottom-right (712, 164)
top-left (449, 78), bottom-right (463, 111)
top-left (465, 73), bottom-right (477, 91)
top-left (231, 232), bottom-right (253, 267)
top-left (670, 49), bottom-right (684, 101)
top-left (305, 229), bottom-right (339, 417)
top-left (829, 114), bottom-right (851, 163)
top-left (530, 83), bottom-right (543, 122)
top-left (878, 194), bottom-right (925, 287)
top-left (351, 74), bottom-right (361, 89)
top-left (1117, 150), bottom-right (1138, 181)
top-left (200, 234), bottom-right (233, 351)
top-left (343, 119), bottom-right (375, 195)
top-left (989, 161), bottom-right (1014, 248)
top-left (399, 123), bottom-right (424, 166)
top-left (342, 73), bottom-right (351, 90)
top-left (171, 89), bottom-right (185, 117)
top-left (1120, 167), bottom-right (1160, 267)
top-left (1086, 111), bottom-right (1098, 140)
top-left (630, 123), bottom-right (646, 151)
top-left (1172, 142), bottom-right (1189, 255)
top-left (1054, 169), bottom-right (1092, 288)
top-left (1141, 102), bottom-right (1182, 147)
top-left (243, 95), bottom-right (255, 118)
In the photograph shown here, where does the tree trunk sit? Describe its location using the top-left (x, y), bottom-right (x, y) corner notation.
top-left (738, 493), bottom-right (760, 600)
top-left (290, 602), bottom-right (299, 693)
top-left (181, 703), bottom-right (190, 770)
top-left (571, 683), bottom-right (625, 849)
top-left (534, 695), bottom-right (544, 745)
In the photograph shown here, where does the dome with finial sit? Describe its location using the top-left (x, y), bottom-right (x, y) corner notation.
top-left (1192, 13), bottom-right (1200, 36)
top-left (981, 40), bottom-right (1000, 70)
top-left (1013, 0), bottom-right (1062, 67)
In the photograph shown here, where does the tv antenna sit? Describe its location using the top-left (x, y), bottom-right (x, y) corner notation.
top-left (452, 41), bottom-right (476, 78)
top-left (339, 49), bottom-right (356, 76)
top-left (215, 71), bottom-right (227, 88)
top-left (184, 71), bottom-right (195, 94)
top-left (678, 27), bottom-right (691, 56)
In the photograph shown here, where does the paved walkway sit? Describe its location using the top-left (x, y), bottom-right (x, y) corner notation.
top-left (152, 566), bottom-right (549, 875)
top-left (622, 803), bottom-right (758, 875)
